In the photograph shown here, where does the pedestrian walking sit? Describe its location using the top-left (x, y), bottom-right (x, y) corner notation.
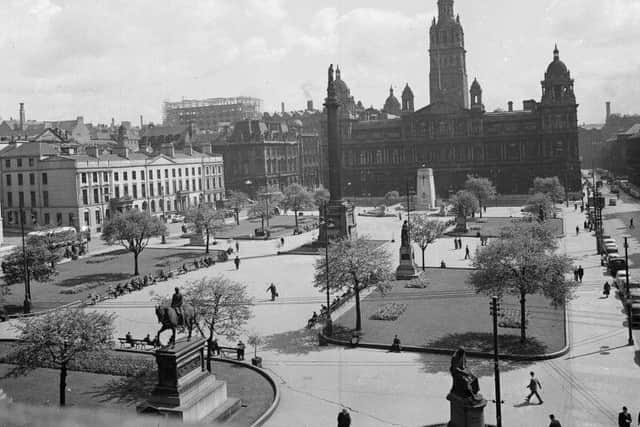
top-left (390, 335), bottom-right (401, 352)
top-left (603, 281), bottom-right (611, 298)
top-left (266, 283), bottom-right (278, 301)
top-left (337, 408), bottom-right (351, 427)
top-left (576, 225), bottom-right (580, 235)
top-left (583, 220), bottom-right (588, 230)
top-left (577, 265), bottom-right (584, 283)
top-left (525, 371), bottom-right (543, 404)
top-left (280, 237), bottom-right (285, 246)
top-left (618, 406), bottom-right (632, 427)
top-left (548, 414), bottom-right (561, 427)
top-left (453, 238), bottom-right (457, 250)
top-left (573, 268), bottom-right (579, 282)
top-left (235, 241), bottom-right (239, 252)
top-left (464, 245), bottom-right (470, 260)
top-left (236, 340), bottom-right (245, 361)
top-left (631, 218), bottom-right (635, 229)
top-left (234, 255), bottom-right (240, 270)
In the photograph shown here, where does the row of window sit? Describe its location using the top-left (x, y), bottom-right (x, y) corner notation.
top-left (80, 165), bottom-right (223, 185)
top-left (6, 191), bottom-right (49, 208)
top-left (4, 158), bottom-right (36, 168)
top-left (5, 173), bottom-right (48, 186)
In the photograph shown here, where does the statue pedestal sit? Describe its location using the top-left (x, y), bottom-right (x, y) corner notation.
top-left (317, 200), bottom-right (356, 245)
top-left (189, 233), bottom-right (206, 246)
top-left (446, 392), bottom-right (487, 427)
top-left (395, 245), bottom-right (419, 280)
top-left (137, 338), bottom-right (235, 423)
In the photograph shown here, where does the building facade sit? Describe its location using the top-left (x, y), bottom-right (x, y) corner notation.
top-left (163, 97), bottom-right (263, 131)
top-left (0, 142), bottom-right (225, 234)
top-left (320, 0), bottom-right (581, 197)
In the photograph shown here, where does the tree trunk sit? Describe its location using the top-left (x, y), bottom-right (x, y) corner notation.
top-left (520, 293), bottom-right (527, 343)
top-left (294, 209), bottom-right (299, 230)
top-left (479, 202), bottom-right (483, 218)
top-left (206, 336), bottom-right (213, 372)
top-left (354, 282), bottom-right (362, 331)
top-left (205, 230), bottom-right (210, 254)
top-left (133, 251), bottom-right (139, 276)
top-left (235, 209), bottom-right (240, 225)
top-left (59, 363), bottom-right (67, 406)
top-left (260, 216), bottom-right (265, 232)
top-left (421, 246), bottom-right (426, 271)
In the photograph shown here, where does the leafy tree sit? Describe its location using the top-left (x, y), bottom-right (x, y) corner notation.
top-left (531, 176), bottom-right (565, 203)
top-left (28, 227), bottom-right (77, 268)
top-left (384, 191), bottom-right (400, 206)
top-left (313, 187), bottom-right (330, 206)
top-left (313, 237), bottom-right (393, 331)
top-left (101, 209), bottom-right (166, 275)
top-left (567, 191), bottom-right (583, 201)
top-left (1, 241), bottom-right (57, 286)
top-left (184, 276), bottom-right (253, 372)
top-left (464, 176), bottom-right (496, 218)
top-left (249, 185), bottom-right (283, 231)
top-left (469, 222), bottom-right (576, 342)
top-left (450, 190), bottom-right (479, 231)
top-left (523, 192), bottom-right (555, 221)
top-left (282, 184), bottom-right (314, 231)
top-left (11, 308), bottom-right (115, 406)
top-left (183, 206), bottom-right (227, 254)
top-left (410, 216), bottom-right (447, 270)
top-left (226, 191), bottom-right (249, 225)
top-left (499, 220), bottom-right (557, 251)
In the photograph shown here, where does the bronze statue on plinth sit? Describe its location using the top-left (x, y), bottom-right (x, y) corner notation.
top-left (446, 348), bottom-right (487, 427)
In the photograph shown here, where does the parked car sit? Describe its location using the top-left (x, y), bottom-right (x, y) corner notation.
top-left (608, 256), bottom-right (627, 276)
top-left (170, 215), bottom-right (185, 223)
top-left (603, 238), bottom-right (617, 245)
top-left (609, 198), bottom-right (617, 206)
top-left (0, 307), bottom-right (7, 322)
top-left (615, 270), bottom-right (630, 288)
top-left (630, 303), bottom-right (640, 328)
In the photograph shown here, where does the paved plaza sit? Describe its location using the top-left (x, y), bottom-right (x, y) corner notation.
top-left (1, 198), bottom-right (639, 426)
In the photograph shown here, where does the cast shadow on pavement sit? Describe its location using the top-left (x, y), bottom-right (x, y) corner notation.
top-left (56, 272), bottom-right (131, 288)
top-left (89, 370), bottom-right (155, 405)
top-left (262, 327), bottom-right (330, 355)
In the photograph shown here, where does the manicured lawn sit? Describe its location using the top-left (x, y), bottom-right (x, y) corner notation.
top-left (0, 347), bottom-right (273, 426)
top-left (334, 269), bottom-right (565, 355)
top-left (217, 213), bottom-right (320, 240)
top-left (1, 247), bottom-right (213, 314)
top-left (449, 217), bottom-right (564, 238)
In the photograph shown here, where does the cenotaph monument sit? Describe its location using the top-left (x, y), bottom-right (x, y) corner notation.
top-left (318, 64), bottom-right (356, 244)
top-left (416, 167), bottom-right (437, 210)
top-left (395, 220), bottom-right (419, 280)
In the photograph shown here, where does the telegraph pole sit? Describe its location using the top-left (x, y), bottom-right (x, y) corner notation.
top-left (490, 296), bottom-right (502, 427)
top-left (623, 236), bottom-right (635, 346)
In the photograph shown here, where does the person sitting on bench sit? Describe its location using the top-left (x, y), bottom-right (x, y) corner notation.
top-left (307, 311), bottom-right (319, 328)
top-left (390, 335), bottom-right (401, 352)
top-left (125, 331), bottom-right (134, 346)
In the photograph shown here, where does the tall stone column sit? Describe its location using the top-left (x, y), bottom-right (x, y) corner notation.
top-left (318, 64), bottom-right (355, 245)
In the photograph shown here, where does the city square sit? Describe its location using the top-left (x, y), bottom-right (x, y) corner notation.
top-left (0, 1), bottom-right (640, 426)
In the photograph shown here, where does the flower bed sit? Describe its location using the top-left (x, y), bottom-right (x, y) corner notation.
top-left (60, 282), bottom-right (105, 294)
top-left (370, 303), bottom-right (407, 321)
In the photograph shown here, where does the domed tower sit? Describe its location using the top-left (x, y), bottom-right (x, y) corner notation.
top-left (332, 66), bottom-right (357, 119)
top-left (382, 86), bottom-right (401, 116)
top-left (469, 78), bottom-right (484, 112)
top-left (401, 83), bottom-right (414, 113)
top-left (541, 44), bottom-right (576, 105)
top-left (428, 0), bottom-right (469, 108)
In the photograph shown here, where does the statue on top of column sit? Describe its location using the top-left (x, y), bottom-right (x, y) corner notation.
top-left (328, 64), bottom-right (334, 84)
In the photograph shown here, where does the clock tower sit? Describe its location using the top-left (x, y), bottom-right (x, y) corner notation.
top-left (429, 0), bottom-right (469, 108)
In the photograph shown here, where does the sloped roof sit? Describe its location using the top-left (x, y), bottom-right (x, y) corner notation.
top-left (142, 125), bottom-right (188, 138)
top-left (0, 142), bottom-right (60, 157)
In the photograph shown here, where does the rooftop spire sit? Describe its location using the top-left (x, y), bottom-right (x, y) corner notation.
top-left (553, 43), bottom-right (559, 60)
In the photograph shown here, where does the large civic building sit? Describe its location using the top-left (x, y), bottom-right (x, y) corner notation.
top-left (322, 0), bottom-right (581, 196)
top-left (163, 97), bottom-right (263, 131)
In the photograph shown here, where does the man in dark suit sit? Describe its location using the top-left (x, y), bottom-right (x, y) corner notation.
top-left (548, 414), bottom-right (561, 427)
top-left (618, 406), bottom-right (631, 427)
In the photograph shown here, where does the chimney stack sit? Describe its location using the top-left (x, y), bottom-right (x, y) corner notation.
top-left (19, 103), bottom-right (25, 131)
top-left (140, 115), bottom-right (143, 129)
top-left (281, 102), bottom-right (285, 113)
top-left (160, 142), bottom-right (175, 158)
top-left (606, 101), bottom-right (611, 122)
top-left (111, 118), bottom-right (115, 128)
top-left (307, 100), bottom-right (314, 111)
top-left (508, 101), bottom-right (513, 112)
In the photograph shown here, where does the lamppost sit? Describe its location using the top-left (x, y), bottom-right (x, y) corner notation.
top-left (19, 208), bottom-right (31, 313)
top-left (160, 187), bottom-right (167, 244)
top-left (623, 236), bottom-right (634, 346)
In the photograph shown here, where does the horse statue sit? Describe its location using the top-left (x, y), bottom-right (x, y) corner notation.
top-left (155, 304), bottom-right (197, 347)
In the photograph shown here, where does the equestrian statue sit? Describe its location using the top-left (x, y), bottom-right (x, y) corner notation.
top-left (155, 287), bottom-right (197, 347)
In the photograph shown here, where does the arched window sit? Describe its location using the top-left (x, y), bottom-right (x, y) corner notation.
top-left (150, 200), bottom-right (156, 212)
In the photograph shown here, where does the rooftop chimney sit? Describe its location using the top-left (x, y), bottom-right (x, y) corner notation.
top-left (281, 102), bottom-right (285, 113)
top-left (508, 101), bottom-right (513, 112)
top-left (200, 144), bottom-right (212, 154)
top-left (140, 115), bottom-right (143, 129)
top-left (606, 101), bottom-right (611, 122)
top-left (307, 100), bottom-right (314, 111)
top-left (111, 118), bottom-right (115, 128)
top-left (184, 144), bottom-right (193, 156)
top-left (86, 146), bottom-right (100, 158)
top-left (19, 103), bottom-right (25, 131)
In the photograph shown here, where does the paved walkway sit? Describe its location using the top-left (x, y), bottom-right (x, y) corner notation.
top-left (2, 200), bottom-right (639, 426)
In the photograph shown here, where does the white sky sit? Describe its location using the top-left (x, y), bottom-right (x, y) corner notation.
top-left (1, 0), bottom-right (638, 125)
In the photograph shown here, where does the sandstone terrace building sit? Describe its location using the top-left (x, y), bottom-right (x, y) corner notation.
top-left (0, 142), bottom-right (224, 236)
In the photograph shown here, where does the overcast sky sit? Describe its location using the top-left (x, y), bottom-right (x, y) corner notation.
top-left (1, 0), bottom-right (638, 126)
